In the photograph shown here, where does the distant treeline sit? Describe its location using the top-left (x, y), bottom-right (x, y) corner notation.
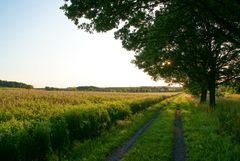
top-left (0, 80), bottom-right (33, 89)
top-left (44, 86), bottom-right (182, 92)
top-left (219, 81), bottom-right (240, 94)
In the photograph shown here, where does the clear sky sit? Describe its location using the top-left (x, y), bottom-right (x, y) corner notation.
top-left (0, 0), bottom-right (168, 88)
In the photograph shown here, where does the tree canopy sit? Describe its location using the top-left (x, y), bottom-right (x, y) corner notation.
top-left (61, 0), bottom-right (240, 107)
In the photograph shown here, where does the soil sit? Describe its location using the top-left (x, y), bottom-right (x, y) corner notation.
top-left (173, 106), bottom-right (186, 161)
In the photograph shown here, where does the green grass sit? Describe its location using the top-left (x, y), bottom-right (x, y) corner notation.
top-left (215, 95), bottom-right (240, 143)
top-left (119, 95), bottom-right (184, 161)
top-left (120, 108), bottom-right (175, 161)
top-left (64, 102), bottom-right (165, 161)
top-left (180, 94), bottom-right (240, 161)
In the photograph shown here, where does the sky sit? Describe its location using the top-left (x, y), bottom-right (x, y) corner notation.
top-left (0, 0), bottom-right (168, 88)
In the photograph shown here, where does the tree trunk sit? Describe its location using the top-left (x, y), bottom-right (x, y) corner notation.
top-left (200, 87), bottom-right (207, 103)
top-left (209, 87), bottom-right (215, 107)
top-left (209, 79), bottom-right (216, 107)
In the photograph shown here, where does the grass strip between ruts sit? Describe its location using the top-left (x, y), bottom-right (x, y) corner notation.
top-left (120, 98), bottom-right (177, 161)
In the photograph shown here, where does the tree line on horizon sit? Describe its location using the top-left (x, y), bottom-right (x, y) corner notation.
top-left (44, 86), bottom-right (183, 92)
top-left (0, 80), bottom-right (33, 89)
top-left (0, 79), bottom-right (238, 95)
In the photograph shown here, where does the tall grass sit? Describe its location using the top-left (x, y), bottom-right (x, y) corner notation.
top-left (215, 95), bottom-right (240, 143)
top-left (180, 94), bottom-right (240, 161)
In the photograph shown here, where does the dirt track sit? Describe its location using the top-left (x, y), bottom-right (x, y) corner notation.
top-left (173, 106), bottom-right (186, 161)
top-left (105, 107), bottom-right (164, 161)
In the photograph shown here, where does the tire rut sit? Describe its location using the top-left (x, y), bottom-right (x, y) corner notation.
top-left (173, 105), bottom-right (186, 161)
top-left (105, 107), bottom-right (165, 161)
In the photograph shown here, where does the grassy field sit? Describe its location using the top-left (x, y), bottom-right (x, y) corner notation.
top-left (181, 94), bottom-right (240, 161)
top-left (0, 88), bottom-right (239, 161)
top-left (0, 88), bottom-right (175, 161)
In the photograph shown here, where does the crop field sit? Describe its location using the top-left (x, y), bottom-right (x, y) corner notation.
top-left (0, 89), bottom-right (174, 122)
top-left (0, 89), bottom-right (239, 161)
top-left (0, 88), bottom-right (175, 161)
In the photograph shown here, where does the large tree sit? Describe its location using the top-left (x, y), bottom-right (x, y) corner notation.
top-left (132, 0), bottom-right (240, 106)
top-left (61, 0), bottom-right (240, 107)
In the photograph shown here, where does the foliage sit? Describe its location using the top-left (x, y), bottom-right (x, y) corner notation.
top-left (76, 86), bottom-right (182, 92)
top-left (218, 80), bottom-right (240, 94)
top-left (44, 86), bottom-right (182, 92)
top-left (184, 81), bottom-right (202, 97)
top-left (61, 0), bottom-right (240, 107)
top-left (0, 80), bottom-right (33, 89)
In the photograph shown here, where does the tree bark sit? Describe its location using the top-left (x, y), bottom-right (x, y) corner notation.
top-left (209, 79), bottom-right (216, 107)
top-left (200, 87), bottom-right (207, 103)
top-left (209, 87), bottom-right (216, 107)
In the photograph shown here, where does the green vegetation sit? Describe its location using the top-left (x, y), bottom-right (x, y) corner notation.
top-left (61, 0), bottom-right (240, 107)
top-left (121, 96), bottom-right (178, 161)
top-left (0, 80), bottom-right (33, 89)
top-left (218, 81), bottom-right (240, 94)
top-left (67, 102), bottom-right (164, 161)
top-left (1, 88), bottom-right (239, 161)
top-left (180, 94), bottom-right (240, 161)
top-left (44, 86), bottom-right (182, 93)
top-left (0, 89), bottom-right (173, 161)
top-left (215, 95), bottom-right (240, 144)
